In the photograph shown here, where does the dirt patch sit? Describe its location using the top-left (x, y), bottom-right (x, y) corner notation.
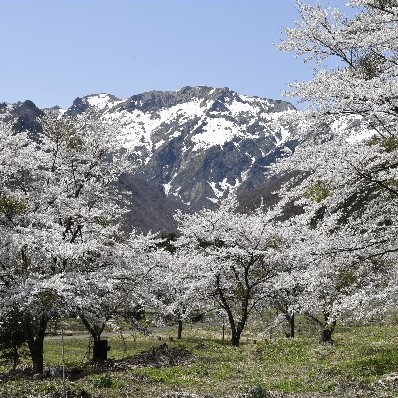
top-left (120, 343), bottom-right (194, 368)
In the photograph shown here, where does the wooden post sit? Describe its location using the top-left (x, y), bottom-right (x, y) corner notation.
top-left (61, 326), bottom-right (66, 398)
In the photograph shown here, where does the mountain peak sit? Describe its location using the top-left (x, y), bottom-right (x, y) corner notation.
top-left (66, 93), bottom-right (121, 116)
top-left (85, 93), bottom-right (121, 108)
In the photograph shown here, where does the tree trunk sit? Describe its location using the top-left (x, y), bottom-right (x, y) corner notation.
top-left (320, 328), bottom-right (333, 343)
top-left (80, 315), bottom-right (106, 362)
top-left (320, 315), bottom-right (336, 344)
top-left (92, 335), bottom-right (108, 363)
top-left (231, 332), bottom-right (240, 346)
top-left (27, 338), bottom-right (44, 374)
top-left (23, 314), bottom-right (47, 374)
top-left (230, 321), bottom-right (242, 347)
top-left (214, 273), bottom-right (248, 347)
top-left (286, 313), bottom-right (295, 338)
top-left (177, 319), bottom-right (183, 340)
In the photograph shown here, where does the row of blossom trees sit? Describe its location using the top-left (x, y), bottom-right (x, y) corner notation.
top-left (152, 199), bottom-right (382, 347)
top-left (150, 0), bottom-right (398, 346)
top-left (0, 114), bottom-right (158, 372)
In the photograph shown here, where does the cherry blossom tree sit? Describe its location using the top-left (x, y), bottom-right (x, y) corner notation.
top-left (55, 231), bottom-right (158, 362)
top-left (174, 199), bottom-right (291, 346)
top-left (148, 248), bottom-right (207, 340)
top-left (264, 265), bottom-right (304, 339)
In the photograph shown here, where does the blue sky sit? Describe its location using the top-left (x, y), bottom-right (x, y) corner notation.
top-left (0, 0), bottom-right (346, 109)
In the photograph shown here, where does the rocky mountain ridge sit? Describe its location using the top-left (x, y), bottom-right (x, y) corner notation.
top-left (0, 87), bottom-right (300, 232)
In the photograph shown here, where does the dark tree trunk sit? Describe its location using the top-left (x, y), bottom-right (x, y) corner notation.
top-left (224, 315), bottom-right (242, 347)
top-left (320, 315), bottom-right (336, 344)
top-left (286, 313), bottom-right (295, 338)
top-left (230, 321), bottom-right (243, 347)
top-left (80, 315), bottom-right (106, 362)
top-left (92, 336), bottom-right (109, 362)
top-left (214, 273), bottom-right (250, 348)
top-left (28, 339), bottom-right (44, 374)
top-left (177, 319), bottom-right (183, 340)
top-left (320, 328), bottom-right (333, 343)
top-left (230, 329), bottom-right (241, 347)
top-left (23, 314), bottom-right (48, 374)
top-left (304, 312), bottom-right (337, 344)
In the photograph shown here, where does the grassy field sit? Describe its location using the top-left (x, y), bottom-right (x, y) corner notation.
top-left (0, 321), bottom-right (397, 397)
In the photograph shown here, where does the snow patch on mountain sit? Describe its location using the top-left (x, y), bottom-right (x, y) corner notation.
top-left (192, 119), bottom-right (236, 151)
top-left (86, 94), bottom-right (121, 110)
top-left (105, 98), bottom-right (211, 152)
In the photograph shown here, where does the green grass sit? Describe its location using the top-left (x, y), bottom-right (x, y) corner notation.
top-left (1, 322), bottom-right (398, 397)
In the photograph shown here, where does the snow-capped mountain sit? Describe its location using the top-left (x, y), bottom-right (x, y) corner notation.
top-left (66, 86), bottom-right (298, 209)
top-left (0, 86), bottom-right (299, 231)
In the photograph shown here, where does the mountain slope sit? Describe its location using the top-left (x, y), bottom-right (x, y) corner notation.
top-left (0, 87), bottom-right (299, 232)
